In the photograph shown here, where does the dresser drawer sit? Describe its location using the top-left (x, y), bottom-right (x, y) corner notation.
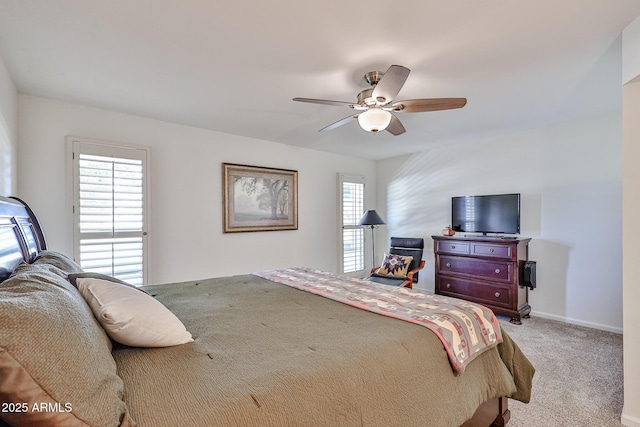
top-left (471, 243), bottom-right (512, 259)
top-left (435, 240), bottom-right (470, 255)
top-left (437, 276), bottom-right (512, 308)
top-left (432, 235), bottom-right (531, 324)
top-left (438, 255), bottom-right (513, 283)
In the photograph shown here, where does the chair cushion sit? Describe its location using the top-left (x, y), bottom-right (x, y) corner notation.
top-left (376, 252), bottom-right (413, 277)
top-left (367, 274), bottom-right (407, 286)
top-left (389, 237), bottom-right (424, 277)
top-left (390, 237), bottom-right (424, 249)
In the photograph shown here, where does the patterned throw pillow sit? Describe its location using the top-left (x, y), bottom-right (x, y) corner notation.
top-left (376, 252), bottom-right (413, 277)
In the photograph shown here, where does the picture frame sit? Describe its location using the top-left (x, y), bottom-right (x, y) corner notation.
top-left (223, 163), bottom-right (298, 233)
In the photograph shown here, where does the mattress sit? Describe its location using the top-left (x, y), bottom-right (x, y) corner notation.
top-left (112, 273), bottom-right (533, 427)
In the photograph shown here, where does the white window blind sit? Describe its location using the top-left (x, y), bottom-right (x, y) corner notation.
top-left (338, 175), bottom-right (365, 274)
top-left (71, 139), bottom-right (149, 286)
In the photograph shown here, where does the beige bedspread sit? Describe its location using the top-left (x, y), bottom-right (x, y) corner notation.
top-left (113, 274), bottom-right (534, 427)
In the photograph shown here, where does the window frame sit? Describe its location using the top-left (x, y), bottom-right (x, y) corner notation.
top-left (67, 136), bottom-right (151, 285)
top-left (337, 173), bottom-right (366, 276)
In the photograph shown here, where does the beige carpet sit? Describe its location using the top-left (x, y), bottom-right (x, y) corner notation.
top-left (499, 315), bottom-right (623, 427)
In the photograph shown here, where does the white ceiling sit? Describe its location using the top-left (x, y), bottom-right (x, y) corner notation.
top-left (1, 1), bottom-right (639, 160)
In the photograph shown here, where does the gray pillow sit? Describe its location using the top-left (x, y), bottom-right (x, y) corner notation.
top-left (32, 250), bottom-right (83, 276)
top-left (68, 272), bottom-right (150, 294)
top-left (0, 262), bottom-right (135, 427)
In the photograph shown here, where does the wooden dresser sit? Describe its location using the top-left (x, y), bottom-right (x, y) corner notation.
top-left (432, 235), bottom-right (531, 324)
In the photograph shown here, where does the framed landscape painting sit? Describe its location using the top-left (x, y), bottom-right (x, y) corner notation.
top-left (223, 163), bottom-right (298, 233)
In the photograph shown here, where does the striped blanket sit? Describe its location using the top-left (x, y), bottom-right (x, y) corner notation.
top-left (254, 267), bottom-right (502, 374)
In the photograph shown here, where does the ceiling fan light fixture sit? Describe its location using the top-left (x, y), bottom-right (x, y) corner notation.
top-left (358, 108), bottom-right (392, 133)
top-left (293, 65), bottom-right (467, 136)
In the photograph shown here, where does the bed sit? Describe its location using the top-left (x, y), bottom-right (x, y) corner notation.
top-left (0, 196), bottom-right (534, 427)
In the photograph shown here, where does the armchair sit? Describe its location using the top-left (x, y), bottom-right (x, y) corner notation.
top-left (366, 237), bottom-right (425, 289)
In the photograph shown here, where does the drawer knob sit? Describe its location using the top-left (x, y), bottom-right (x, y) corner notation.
top-left (495, 268), bottom-right (501, 274)
top-left (490, 248), bottom-right (495, 253)
top-left (446, 263), bottom-right (451, 268)
top-left (446, 283), bottom-right (451, 289)
top-left (495, 292), bottom-right (501, 298)
top-left (451, 245), bottom-right (456, 249)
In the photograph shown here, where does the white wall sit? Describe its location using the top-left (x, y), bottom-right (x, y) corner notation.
top-left (17, 94), bottom-right (376, 284)
top-left (376, 113), bottom-right (622, 333)
top-left (622, 77), bottom-right (640, 427)
top-left (375, 36), bottom-right (625, 334)
top-left (624, 15), bottom-right (640, 84)
top-left (622, 15), bottom-right (640, 427)
top-left (0, 55), bottom-right (17, 195)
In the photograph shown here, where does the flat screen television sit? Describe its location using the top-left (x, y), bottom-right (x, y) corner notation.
top-left (451, 193), bottom-right (520, 235)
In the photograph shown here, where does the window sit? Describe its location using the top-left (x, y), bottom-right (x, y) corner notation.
top-left (338, 174), bottom-right (365, 274)
top-left (70, 137), bottom-right (150, 286)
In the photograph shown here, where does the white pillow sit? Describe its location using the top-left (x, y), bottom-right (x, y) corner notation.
top-left (76, 277), bottom-right (194, 347)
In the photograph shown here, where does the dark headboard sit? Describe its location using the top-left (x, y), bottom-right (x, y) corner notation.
top-left (0, 196), bottom-right (47, 282)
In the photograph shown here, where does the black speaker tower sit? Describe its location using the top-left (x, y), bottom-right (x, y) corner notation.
top-left (522, 261), bottom-right (536, 290)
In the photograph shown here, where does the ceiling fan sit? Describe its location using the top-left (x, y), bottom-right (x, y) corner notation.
top-left (293, 65), bottom-right (467, 135)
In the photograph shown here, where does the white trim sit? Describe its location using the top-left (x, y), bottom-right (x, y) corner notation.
top-left (622, 409), bottom-right (640, 427)
top-left (67, 136), bottom-right (152, 284)
top-left (337, 173), bottom-right (366, 276)
top-left (531, 310), bottom-right (622, 334)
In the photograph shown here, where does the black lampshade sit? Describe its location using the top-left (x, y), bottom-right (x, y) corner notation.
top-left (358, 210), bottom-right (385, 226)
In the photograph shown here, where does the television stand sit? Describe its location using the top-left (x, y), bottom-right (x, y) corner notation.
top-left (432, 235), bottom-right (531, 324)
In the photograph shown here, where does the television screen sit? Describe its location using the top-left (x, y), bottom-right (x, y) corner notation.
top-left (451, 193), bottom-right (520, 235)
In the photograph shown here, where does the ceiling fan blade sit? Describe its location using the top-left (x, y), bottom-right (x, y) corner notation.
top-left (386, 114), bottom-right (406, 136)
top-left (391, 98), bottom-right (467, 113)
top-left (319, 115), bottom-right (358, 132)
top-left (371, 65), bottom-right (410, 105)
top-left (293, 97), bottom-right (355, 108)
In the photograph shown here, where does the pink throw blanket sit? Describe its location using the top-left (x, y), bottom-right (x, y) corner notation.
top-left (254, 268), bottom-right (502, 374)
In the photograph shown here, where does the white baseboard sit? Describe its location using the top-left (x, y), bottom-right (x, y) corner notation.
top-left (621, 409), bottom-right (640, 427)
top-left (530, 310), bottom-right (623, 334)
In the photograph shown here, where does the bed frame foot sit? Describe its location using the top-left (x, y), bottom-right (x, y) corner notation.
top-left (490, 397), bottom-right (510, 426)
top-left (461, 397), bottom-right (510, 427)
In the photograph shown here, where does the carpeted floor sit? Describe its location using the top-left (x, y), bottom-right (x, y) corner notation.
top-left (498, 316), bottom-right (623, 427)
